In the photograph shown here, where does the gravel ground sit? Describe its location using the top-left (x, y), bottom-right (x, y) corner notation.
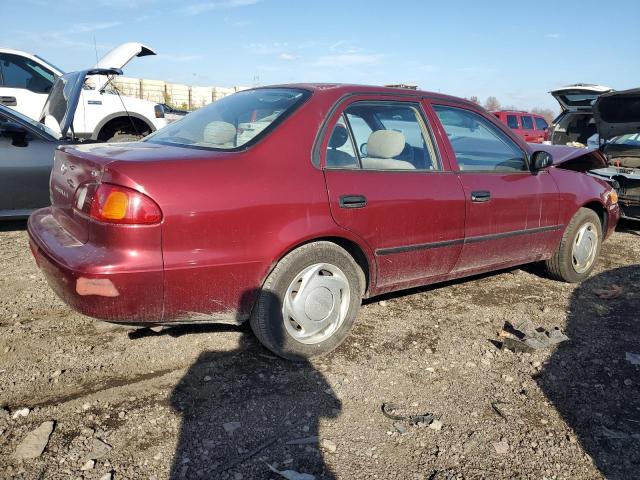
top-left (0, 220), bottom-right (639, 480)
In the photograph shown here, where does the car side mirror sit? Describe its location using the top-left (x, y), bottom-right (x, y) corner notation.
top-left (531, 151), bottom-right (553, 171)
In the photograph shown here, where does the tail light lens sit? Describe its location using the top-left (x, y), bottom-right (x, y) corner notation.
top-left (74, 183), bottom-right (162, 224)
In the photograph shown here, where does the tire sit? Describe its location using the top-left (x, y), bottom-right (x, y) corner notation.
top-left (250, 242), bottom-right (364, 360)
top-left (545, 208), bottom-right (602, 283)
top-left (106, 133), bottom-right (144, 143)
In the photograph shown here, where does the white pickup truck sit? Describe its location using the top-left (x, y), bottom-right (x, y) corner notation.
top-left (0, 42), bottom-right (167, 141)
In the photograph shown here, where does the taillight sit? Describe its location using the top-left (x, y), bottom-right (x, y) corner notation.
top-left (74, 183), bottom-right (162, 225)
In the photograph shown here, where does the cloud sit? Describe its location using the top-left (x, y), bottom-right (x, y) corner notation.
top-left (96, 0), bottom-right (156, 6)
top-left (244, 42), bottom-right (289, 55)
top-left (546, 33), bottom-right (561, 39)
top-left (329, 40), bottom-right (363, 54)
top-left (157, 53), bottom-right (204, 62)
top-left (311, 54), bottom-right (382, 68)
top-left (70, 21), bottom-right (122, 33)
top-left (180, 0), bottom-right (261, 15)
top-left (279, 53), bottom-right (296, 61)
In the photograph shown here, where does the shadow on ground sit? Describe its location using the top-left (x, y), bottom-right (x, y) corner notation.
top-left (168, 293), bottom-right (339, 479)
top-left (537, 265), bottom-right (640, 479)
top-left (0, 219), bottom-right (27, 232)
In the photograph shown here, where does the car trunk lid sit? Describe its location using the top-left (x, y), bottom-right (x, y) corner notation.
top-left (39, 68), bottom-right (122, 138)
top-left (550, 84), bottom-right (613, 112)
top-left (593, 88), bottom-right (640, 142)
top-left (50, 144), bottom-right (119, 243)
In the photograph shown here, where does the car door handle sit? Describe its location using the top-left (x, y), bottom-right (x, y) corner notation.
top-left (0, 96), bottom-right (17, 106)
top-left (471, 191), bottom-right (491, 203)
top-left (339, 195), bottom-right (367, 209)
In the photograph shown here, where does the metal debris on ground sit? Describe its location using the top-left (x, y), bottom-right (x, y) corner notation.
top-left (625, 352), bottom-right (640, 366)
top-left (491, 401), bottom-right (510, 422)
top-left (601, 426), bottom-right (640, 440)
top-left (497, 320), bottom-right (568, 351)
top-left (267, 463), bottom-right (316, 480)
top-left (285, 436), bottom-right (318, 445)
top-left (593, 284), bottom-right (623, 299)
top-left (381, 402), bottom-right (436, 427)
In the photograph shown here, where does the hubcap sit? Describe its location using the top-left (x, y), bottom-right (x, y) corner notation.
top-left (572, 222), bottom-right (598, 274)
top-left (282, 263), bottom-right (350, 344)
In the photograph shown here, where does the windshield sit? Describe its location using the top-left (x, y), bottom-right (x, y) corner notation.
top-left (0, 105), bottom-right (59, 139)
top-left (144, 88), bottom-right (310, 150)
top-left (34, 55), bottom-right (64, 75)
top-left (612, 133), bottom-right (640, 146)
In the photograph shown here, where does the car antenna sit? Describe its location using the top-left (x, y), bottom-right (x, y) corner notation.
top-left (104, 73), bottom-right (141, 138)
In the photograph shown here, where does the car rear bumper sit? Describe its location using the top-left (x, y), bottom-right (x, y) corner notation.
top-left (28, 208), bottom-right (164, 323)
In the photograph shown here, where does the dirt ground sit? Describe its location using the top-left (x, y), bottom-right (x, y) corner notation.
top-left (0, 220), bottom-right (639, 480)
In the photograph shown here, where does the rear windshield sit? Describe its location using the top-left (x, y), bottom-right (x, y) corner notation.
top-left (557, 93), bottom-right (599, 108)
top-left (145, 88), bottom-right (310, 150)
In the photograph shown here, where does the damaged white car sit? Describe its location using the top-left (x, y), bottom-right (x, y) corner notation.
top-left (0, 42), bottom-right (167, 141)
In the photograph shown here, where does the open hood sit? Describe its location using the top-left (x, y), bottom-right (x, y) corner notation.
top-left (39, 68), bottom-right (122, 138)
top-left (550, 84), bottom-right (613, 112)
top-left (593, 88), bottom-right (640, 142)
top-left (91, 42), bottom-right (155, 90)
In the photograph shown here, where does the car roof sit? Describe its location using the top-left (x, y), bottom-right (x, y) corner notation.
top-left (0, 47), bottom-right (38, 58)
top-left (258, 83), bottom-right (481, 107)
top-left (493, 110), bottom-right (545, 117)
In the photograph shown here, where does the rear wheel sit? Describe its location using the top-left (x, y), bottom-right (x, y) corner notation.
top-left (250, 242), bottom-right (363, 360)
top-left (545, 208), bottom-right (602, 283)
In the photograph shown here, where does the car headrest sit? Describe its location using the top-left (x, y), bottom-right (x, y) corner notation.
top-left (203, 121), bottom-right (237, 145)
top-left (366, 130), bottom-right (405, 159)
top-left (329, 124), bottom-right (349, 149)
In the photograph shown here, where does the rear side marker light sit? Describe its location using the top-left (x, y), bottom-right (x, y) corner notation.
top-left (74, 183), bottom-right (162, 225)
top-left (76, 277), bottom-right (120, 297)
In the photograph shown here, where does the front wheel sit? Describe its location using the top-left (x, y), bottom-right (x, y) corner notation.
top-left (250, 242), bottom-right (364, 360)
top-left (545, 208), bottom-right (602, 283)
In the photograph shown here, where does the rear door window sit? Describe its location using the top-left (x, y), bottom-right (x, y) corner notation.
top-left (434, 105), bottom-right (527, 172)
top-left (328, 101), bottom-right (439, 171)
top-left (506, 115), bottom-right (519, 129)
top-left (326, 115), bottom-right (359, 168)
top-left (534, 117), bottom-right (548, 130)
top-left (521, 115), bottom-right (534, 130)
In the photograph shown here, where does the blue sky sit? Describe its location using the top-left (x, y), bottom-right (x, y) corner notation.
top-left (3, 0), bottom-right (639, 112)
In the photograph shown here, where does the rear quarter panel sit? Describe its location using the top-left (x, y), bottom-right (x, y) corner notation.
top-left (108, 94), bottom-right (374, 323)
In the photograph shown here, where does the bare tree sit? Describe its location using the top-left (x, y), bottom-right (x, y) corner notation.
top-left (531, 107), bottom-right (556, 124)
top-left (467, 95), bottom-right (480, 105)
top-left (484, 96), bottom-right (501, 111)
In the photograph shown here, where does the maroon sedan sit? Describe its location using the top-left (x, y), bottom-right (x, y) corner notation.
top-left (28, 84), bottom-right (620, 359)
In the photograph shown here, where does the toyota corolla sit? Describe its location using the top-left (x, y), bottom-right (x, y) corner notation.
top-left (28, 83), bottom-right (620, 359)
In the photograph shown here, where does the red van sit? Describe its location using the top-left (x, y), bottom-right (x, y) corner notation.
top-left (494, 110), bottom-right (549, 143)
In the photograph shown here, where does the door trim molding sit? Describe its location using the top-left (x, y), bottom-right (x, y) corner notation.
top-left (376, 224), bottom-right (564, 256)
